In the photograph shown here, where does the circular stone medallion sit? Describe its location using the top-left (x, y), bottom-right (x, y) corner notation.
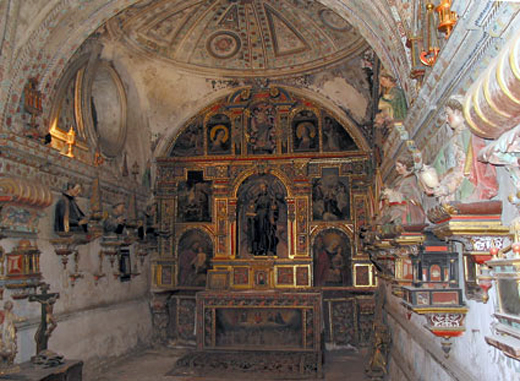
top-left (319, 9), bottom-right (351, 32)
top-left (207, 31), bottom-right (241, 59)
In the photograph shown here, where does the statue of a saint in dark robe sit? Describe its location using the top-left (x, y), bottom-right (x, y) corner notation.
top-left (247, 182), bottom-right (279, 256)
top-left (54, 183), bottom-right (88, 233)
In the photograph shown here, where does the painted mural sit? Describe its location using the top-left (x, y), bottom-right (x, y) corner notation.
top-left (177, 229), bottom-right (213, 288)
top-left (177, 171), bottom-right (212, 223)
top-left (292, 110), bottom-right (319, 153)
top-left (207, 114), bottom-right (232, 155)
top-left (313, 229), bottom-right (352, 287)
top-left (115, 0), bottom-right (367, 77)
top-left (312, 168), bottom-right (350, 221)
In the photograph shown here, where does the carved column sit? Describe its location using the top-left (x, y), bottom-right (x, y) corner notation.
top-left (464, 31), bottom-right (520, 138)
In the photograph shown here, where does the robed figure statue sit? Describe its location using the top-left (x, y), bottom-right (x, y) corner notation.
top-left (54, 183), bottom-right (88, 233)
top-left (246, 182), bottom-right (279, 256)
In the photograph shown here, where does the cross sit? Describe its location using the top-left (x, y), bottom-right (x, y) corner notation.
top-left (29, 283), bottom-right (60, 355)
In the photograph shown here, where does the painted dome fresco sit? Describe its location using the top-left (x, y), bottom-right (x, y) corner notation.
top-left (109, 0), bottom-right (367, 77)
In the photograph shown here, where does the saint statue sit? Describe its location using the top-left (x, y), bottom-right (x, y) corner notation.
top-left (103, 202), bottom-right (126, 236)
top-left (379, 154), bottom-right (425, 226)
top-left (0, 301), bottom-right (26, 367)
top-left (54, 183), bottom-right (88, 233)
top-left (247, 182), bottom-right (279, 256)
top-left (418, 96), bottom-right (498, 203)
top-left (376, 72), bottom-right (407, 126)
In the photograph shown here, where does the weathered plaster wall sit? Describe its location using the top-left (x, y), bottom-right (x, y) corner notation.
top-left (383, 258), bottom-right (520, 381)
top-left (0, 189), bottom-right (153, 371)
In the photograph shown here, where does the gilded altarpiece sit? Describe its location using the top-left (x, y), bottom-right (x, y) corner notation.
top-left (153, 86), bottom-right (376, 349)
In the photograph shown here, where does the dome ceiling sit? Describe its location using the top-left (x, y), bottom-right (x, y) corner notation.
top-left (109, 0), bottom-right (368, 77)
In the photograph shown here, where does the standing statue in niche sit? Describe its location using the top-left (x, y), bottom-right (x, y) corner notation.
top-left (54, 183), bottom-right (88, 233)
top-left (247, 182), bottom-right (279, 256)
top-left (418, 96), bottom-right (498, 203)
top-left (248, 103), bottom-right (276, 154)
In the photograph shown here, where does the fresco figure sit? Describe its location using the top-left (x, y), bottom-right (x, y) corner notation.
top-left (54, 183), bottom-right (88, 233)
top-left (208, 124), bottom-right (230, 154)
top-left (171, 122), bottom-right (203, 157)
top-left (247, 182), bottom-right (279, 256)
top-left (322, 116), bottom-right (357, 152)
top-left (418, 96), bottom-right (498, 203)
top-left (294, 121), bottom-right (318, 152)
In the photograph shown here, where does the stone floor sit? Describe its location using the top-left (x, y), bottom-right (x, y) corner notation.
top-left (90, 347), bottom-right (371, 381)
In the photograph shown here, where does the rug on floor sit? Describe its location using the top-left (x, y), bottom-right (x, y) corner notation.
top-left (166, 350), bottom-right (323, 379)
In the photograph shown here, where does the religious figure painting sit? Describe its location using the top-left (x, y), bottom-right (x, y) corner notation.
top-left (215, 308), bottom-right (303, 349)
top-left (247, 102), bottom-right (277, 154)
top-left (237, 174), bottom-right (287, 258)
top-left (177, 229), bottom-right (213, 287)
top-left (292, 110), bottom-right (319, 152)
top-left (177, 171), bottom-right (212, 223)
top-left (322, 115), bottom-right (357, 152)
top-left (207, 114), bottom-right (232, 155)
top-left (313, 229), bottom-right (352, 287)
top-left (170, 120), bottom-right (204, 157)
top-left (312, 168), bottom-right (350, 221)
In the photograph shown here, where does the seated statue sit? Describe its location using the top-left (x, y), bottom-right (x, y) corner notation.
top-left (417, 95), bottom-right (498, 203)
top-left (378, 154), bottom-right (425, 227)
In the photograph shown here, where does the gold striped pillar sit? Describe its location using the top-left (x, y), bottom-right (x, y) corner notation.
top-left (464, 33), bottom-right (520, 139)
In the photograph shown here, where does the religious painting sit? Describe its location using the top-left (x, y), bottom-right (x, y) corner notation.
top-left (207, 114), bottom-right (232, 155)
top-left (177, 171), bottom-right (212, 223)
top-left (237, 174), bottom-right (287, 258)
top-left (322, 115), bottom-right (357, 152)
top-left (276, 267), bottom-right (294, 286)
top-left (292, 110), bottom-right (319, 152)
top-left (254, 269), bottom-right (270, 288)
top-left (215, 308), bottom-right (303, 349)
top-left (312, 168), bottom-right (350, 221)
top-left (296, 266), bottom-right (310, 287)
top-left (247, 102), bottom-right (277, 154)
top-left (233, 267), bottom-right (250, 287)
top-left (170, 119), bottom-right (204, 157)
top-left (177, 229), bottom-right (213, 288)
top-left (313, 229), bottom-right (352, 287)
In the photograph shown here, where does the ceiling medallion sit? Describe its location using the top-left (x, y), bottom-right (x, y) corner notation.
top-left (207, 31), bottom-right (242, 59)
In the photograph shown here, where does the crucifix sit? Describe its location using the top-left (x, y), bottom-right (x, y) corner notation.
top-left (29, 283), bottom-right (60, 354)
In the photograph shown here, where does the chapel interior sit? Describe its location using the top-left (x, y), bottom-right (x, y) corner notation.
top-left (1, 1), bottom-right (520, 380)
